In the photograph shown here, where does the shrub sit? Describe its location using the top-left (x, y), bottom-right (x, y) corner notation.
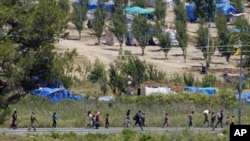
top-left (88, 59), bottom-right (106, 83)
top-left (183, 72), bottom-right (195, 86)
top-left (202, 73), bottom-right (217, 87)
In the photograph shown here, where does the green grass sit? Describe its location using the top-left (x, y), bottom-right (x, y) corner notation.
top-left (0, 129), bottom-right (229, 141)
top-left (2, 93), bottom-right (250, 128)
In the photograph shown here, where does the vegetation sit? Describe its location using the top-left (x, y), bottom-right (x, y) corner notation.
top-left (132, 0), bottom-right (146, 8)
top-left (132, 15), bottom-right (151, 56)
top-left (215, 13), bottom-right (232, 63)
top-left (0, 129), bottom-right (230, 141)
top-left (71, 0), bottom-right (88, 39)
top-left (92, 1), bottom-right (106, 45)
top-left (174, 1), bottom-right (188, 61)
top-left (110, 0), bottom-right (127, 50)
top-left (154, 0), bottom-right (166, 25)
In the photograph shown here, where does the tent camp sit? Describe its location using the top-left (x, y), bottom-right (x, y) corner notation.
top-left (186, 2), bottom-right (236, 22)
top-left (185, 86), bottom-right (217, 95)
top-left (235, 92), bottom-right (250, 104)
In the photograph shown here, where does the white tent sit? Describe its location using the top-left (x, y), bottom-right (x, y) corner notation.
top-left (145, 86), bottom-right (173, 96)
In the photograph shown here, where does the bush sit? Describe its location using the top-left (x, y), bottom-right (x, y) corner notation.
top-left (202, 73), bottom-right (217, 87)
top-left (183, 72), bottom-right (195, 86)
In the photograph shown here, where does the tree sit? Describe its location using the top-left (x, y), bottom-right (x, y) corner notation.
top-left (196, 25), bottom-right (215, 67)
top-left (155, 0), bottom-right (166, 25)
top-left (215, 13), bottom-right (232, 63)
top-left (92, 1), bottom-right (106, 45)
top-left (231, 0), bottom-right (244, 13)
top-left (192, 0), bottom-right (206, 22)
top-left (71, 0), bottom-right (88, 39)
top-left (0, 0), bottom-right (75, 122)
top-left (156, 25), bottom-right (172, 59)
top-left (132, 0), bottom-right (146, 8)
top-left (110, 0), bottom-right (127, 50)
top-left (174, 1), bottom-right (188, 61)
top-left (132, 15), bottom-right (150, 56)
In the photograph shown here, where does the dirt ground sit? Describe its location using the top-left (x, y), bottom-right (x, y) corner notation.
top-left (55, 5), bottom-right (243, 80)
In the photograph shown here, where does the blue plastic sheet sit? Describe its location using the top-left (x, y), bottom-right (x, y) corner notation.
top-left (30, 87), bottom-right (84, 103)
top-left (185, 86), bottom-right (217, 95)
top-left (235, 92), bottom-right (250, 104)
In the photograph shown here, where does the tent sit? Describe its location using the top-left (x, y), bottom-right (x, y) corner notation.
top-left (235, 92), bottom-right (250, 104)
top-left (186, 3), bottom-right (197, 22)
top-left (146, 0), bottom-right (155, 7)
top-left (124, 6), bottom-right (154, 15)
top-left (186, 3), bottom-right (236, 22)
top-left (145, 86), bottom-right (173, 96)
top-left (30, 87), bottom-right (84, 103)
top-left (215, 0), bottom-right (228, 4)
top-left (185, 86), bottom-right (217, 95)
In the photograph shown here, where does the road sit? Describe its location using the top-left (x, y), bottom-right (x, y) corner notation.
top-left (0, 127), bottom-right (224, 135)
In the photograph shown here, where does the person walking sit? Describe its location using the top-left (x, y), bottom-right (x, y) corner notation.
top-left (95, 112), bottom-right (101, 129)
top-left (133, 110), bottom-right (143, 131)
top-left (105, 114), bottom-right (109, 128)
top-left (10, 110), bottom-right (17, 129)
top-left (162, 113), bottom-right (169, 128)
top-left (188, 111), bottom-right (194, 127)
top-left (141, 112), bottom-right (145, 127)
top-left (202, 110), bottom-right (209, 127)
top-left (215, 110), bottom-right (224, 128)
top-left (87, 111), bottom-right (93, 128)
top-left (52, 112), bottom-right (58, 128)
top-left (28, 112), bottom-right (38, 132)
top-left (210, 112), bottom-right (216, 130)
top-left (230, 116), bottom-right (235, 126)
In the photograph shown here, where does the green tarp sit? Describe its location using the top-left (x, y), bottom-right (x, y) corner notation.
top-left (124, 6), bottom-right (154, 15)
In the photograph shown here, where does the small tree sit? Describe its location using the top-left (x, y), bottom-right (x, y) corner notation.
top-left (71, 2), bottom-right (87, 39)
top-left (156, 23), bottom-right (172, 59)
top-left (192, 0), bottom-right (206, 22)
top-left (132, 15), bottom-right (150, 56)
top-left (174, 1), bottom-right (188, 61)
top-left (196, 25), bottom-right (215, 67)
top-left (93, 1), bottom-right (106, 45)
top-left (88, 59), bottom-right (106, 83)
top-left (155, 0), bottom-right (166, 25)
top-left (215, 13), bottom-right (232, 63)
top-left (110, 0), bottom-right (127, 50)
top-left (132, 0), bottom-right (146, 8)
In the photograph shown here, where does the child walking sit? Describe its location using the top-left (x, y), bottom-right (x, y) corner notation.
top-left (52, 112), bottom-right (58, 128)
top-left (105, 114), bottom-right (110, 128)
top-left (162, 113), bottom-right (169, 128)
top-left (28, 112), bottom-right (38, 132)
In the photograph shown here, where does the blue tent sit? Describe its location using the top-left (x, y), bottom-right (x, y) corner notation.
top-left (88, 1), bottom-right (115, 13)
top-left (186, 3), bottom-right (236, 22)
top-left (30, 87), bottom-right (84, 103)
top-left (235, 92), bottom-right (250, 104)
top-left (186, 3), bottom-right (197, 22)
top-left (215, 0), bottom-right (228, 4)
top-left (185, 86), bottom-right (217, 95)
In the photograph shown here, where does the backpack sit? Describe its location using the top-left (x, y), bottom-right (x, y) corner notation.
top-left (133, 113), bottom-right (138, 120)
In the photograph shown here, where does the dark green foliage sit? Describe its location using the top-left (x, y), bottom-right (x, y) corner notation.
top-left (146, 64), bottom-right (166, 82)
top-left (192, 0), bottom-right (206, 21)
top-left (231, 0), bottom-right (244, 13)
top-left (201, 73), bottom-right (217, 87)
top-left (88, 59), bottom-right (106, 83)
top-left (132, 15), bottom-right (151, 56)
top-left (108, 64), bottom-right (126, 94)
top-left (132, 0), bottom-right (146, 8)
top-left (215, 13), bottom-right (232, 62)
top-left (196, 25), bottom-right (215, 67)
top-left (110, 0), bottom-right (127, 50)
top-left (93, 1), bottom-right (106, 45)
top-left (71, 0), bottom-right (88, 39)
top-left (183, 73), bottom-right (195, 86)
top-left (155, 0), bottom-right (166, 25)
top-left (207, 0), bottom-right (215, 21)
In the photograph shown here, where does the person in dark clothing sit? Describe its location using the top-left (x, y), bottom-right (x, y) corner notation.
top-left (188, 111), bottom-right (194, 127)
top-left (95, 112), bottom-right (100, 129)
top-left (202, 110), bottom-right (210, 127)
top-left (28, 112), bottom-right (38, 132)
top-left (52, 112), bottom-right (58, 128)
top-left (215, 110), bottom-right (224, 128)
top-left (105, 114), bottom-right (109, 128)
top-left (133, 110), bottom-right (143, 131)
top-left (141, 113), bottom-right (145, 127)
top-left (211, 112), bottom-right (216, 131)
top-left (162, 113), bottom-right (169, 128)
top-left (200, 63), bottom-right (207, 74)
top-left (10, 110), bottom-right (17, 129)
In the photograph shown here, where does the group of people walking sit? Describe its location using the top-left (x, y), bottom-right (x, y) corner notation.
top-left (9, 110), bottom-right (58, 131)
top-left (10, 109), bottom-right (234, 131)
top-left (188, 109), bottom-right (235, 131)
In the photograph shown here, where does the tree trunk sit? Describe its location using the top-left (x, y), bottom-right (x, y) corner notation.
top-left (164, 50), bottom-right (168, 59)
top-left (78, 32), bottom-right (81, 40)
top-left (226, 54), bottom-right (230, 63)
top-left (119, 41), bottom-right (123, 50)
top-left (97, 37), bottom-right (101, 45)
top-left (182, 48), bottom-right (187, 62)
top-left (141, 46), bottom-right (145, 56)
